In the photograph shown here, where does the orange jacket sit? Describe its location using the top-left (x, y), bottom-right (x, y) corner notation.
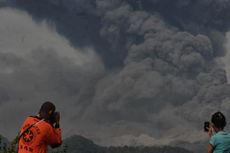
top-left (18, 116), bottom-right (62, 153)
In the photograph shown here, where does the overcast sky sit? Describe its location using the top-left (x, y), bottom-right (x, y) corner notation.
top-left (1, 0), bottom-right (230, 152)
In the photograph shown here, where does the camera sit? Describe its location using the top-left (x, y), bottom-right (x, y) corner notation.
top-left (49, 111), bottom-right (60, 124)
top-left (204, 121), bottom-right (210, 132)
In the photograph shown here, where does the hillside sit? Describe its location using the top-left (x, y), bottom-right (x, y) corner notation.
top-left (55, 135), bottom-right (193, 153)
top-left (0, 134), bottom-right (193, 153)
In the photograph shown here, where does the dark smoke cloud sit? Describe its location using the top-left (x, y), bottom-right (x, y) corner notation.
top-left (0, 7), bottom-right (104, 139)
top-left (138, 0), bottom-right (230, 56)
top-left (81, 1), bottom-right (230, 148)
top-left (139, 0), bottom-right (230, 30)
top-left (8, 0), bottom-right (120, 67)
top-left (1, 0), bottom-right (230, 152)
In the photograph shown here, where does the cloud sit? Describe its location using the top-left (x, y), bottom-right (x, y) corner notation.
top-left (223, 32), bottom-right (230, 82)
top-left (75, 0), bottom-right (230, 148)
top-left (3, 1), bottom-right (230, 152)
top-left (0, 8), bottom-right (104, 139)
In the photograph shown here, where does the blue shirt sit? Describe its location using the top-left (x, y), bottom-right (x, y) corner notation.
top-left (210, 131), bottom-right (230, 153)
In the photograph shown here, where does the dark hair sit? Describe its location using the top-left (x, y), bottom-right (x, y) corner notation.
top-left (211, 111), bottom-right (226, 129)
top-left (39, 101), bottom-right (56, 120)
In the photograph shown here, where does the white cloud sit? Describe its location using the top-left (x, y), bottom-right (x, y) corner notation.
top-left (223, 31), bottom-right (230, 83)
top-left (0, 8), bottom-right (101, 67)
top-left (0, 8), bottom-right (104, 140)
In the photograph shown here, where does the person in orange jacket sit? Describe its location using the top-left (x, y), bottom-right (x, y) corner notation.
top-left (18, 101), bottom-right (62, 153)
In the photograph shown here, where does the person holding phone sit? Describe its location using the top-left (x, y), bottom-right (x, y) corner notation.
top-left (206, 111), bottom-right (230, 153)
top-left (18, 101), bottom-right (62, 153)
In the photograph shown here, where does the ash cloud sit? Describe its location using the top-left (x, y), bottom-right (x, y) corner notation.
top-left (1, 0), bottom-right (230, 152)
top-left (0, 8), bottom-right (104, 139)
top-left (85, 0), bottom-right (230, 145)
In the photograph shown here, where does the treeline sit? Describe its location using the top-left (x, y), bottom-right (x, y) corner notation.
top-left (0, 135), bottom-right (193, 153)
top-left (57, 135), bottom-right (193, 153)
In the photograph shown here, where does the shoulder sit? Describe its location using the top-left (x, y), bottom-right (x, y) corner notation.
top-left (22, 116), bottom-right (39, 124)
top-left (210, 133), bottom-right (220, 146)
top-left (37, 119), bottom-right (54, 131)
top-left (210, 132), bottom-right (228, 145)
top-left (211, 132), bottom-right (223, 140)
top-left (25, 116), bottom-right (53, 130)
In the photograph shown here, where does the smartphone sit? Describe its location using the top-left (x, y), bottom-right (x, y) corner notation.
top-left (204, 121), bottom-right (210, 132)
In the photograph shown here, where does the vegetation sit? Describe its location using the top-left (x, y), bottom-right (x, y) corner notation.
top-left (0, 136), bottom-right (16, 153)
top-left (0, 135), bottom-right (193, 153)
top-left (59, 135), bottom-right (193, 153)
top-left (0, 136), bottom-right (67, 153)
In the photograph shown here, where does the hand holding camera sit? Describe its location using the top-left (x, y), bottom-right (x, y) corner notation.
top-left (49, 111), bottom-right (60, 125)
top-left (52, 112), bottom-right (60, 128)
top-left (204, 121), bottom-right (210, 132)
top-left (54, 112), bottom-right (60, 123)
top-left (204, 121), bottom-right (215, 137)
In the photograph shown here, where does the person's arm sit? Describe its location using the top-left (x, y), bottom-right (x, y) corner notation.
top-left (208, 134), bottom-right (216, 153)
top-left (46, 112), bottom-right (62, 148)
top-left (47, 127), bottom-right (62, 148)
top-left (207, 143), bottom-right (214, 153)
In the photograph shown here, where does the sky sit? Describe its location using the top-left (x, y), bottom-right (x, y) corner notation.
top-left (1, 0), bottom-right (230, 152)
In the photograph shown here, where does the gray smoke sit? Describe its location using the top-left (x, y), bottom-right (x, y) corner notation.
top-left (1, 0), bottom-right (230, 152)
top-left (0, 7), bottom-right (104, 139)
top-left (82, 1), bottom-right (230, 149)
